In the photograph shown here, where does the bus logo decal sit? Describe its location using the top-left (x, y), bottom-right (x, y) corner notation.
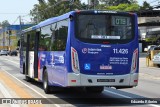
top-left (82, 48), bottom-right (88, 54)
top-left (82, 48), bottom-right (102, 54)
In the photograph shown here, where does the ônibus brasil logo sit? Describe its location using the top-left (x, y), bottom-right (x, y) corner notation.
top-left (82, 48), bottom-right (88, 54)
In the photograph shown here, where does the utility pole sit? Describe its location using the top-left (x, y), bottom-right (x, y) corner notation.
top-left (9, 30), bottom-right (11, 47)
top-left (2, 31), bottom-right (5, 49)
top-left (7, 28), bottom-right (11, 51)
top-left (19, 16), bottom-right (22, 53)
top-left (19, 16), bottom-right (22, 37)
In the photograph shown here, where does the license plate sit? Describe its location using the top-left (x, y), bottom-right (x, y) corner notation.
top-left (97, 79), bottom-right (115, 82)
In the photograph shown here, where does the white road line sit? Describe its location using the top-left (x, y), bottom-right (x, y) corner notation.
top-left (104, 90), bottom-right (131, 98)
top-left (1, 68), bottom-right (61, 107)
top-left (150, 104), bottom-right (160, 107)
top-left (104, 90), bottom-right (160, 107)
top-left (0, 83), bottom-right (20, 107)
top-left (1, 58), bottom-right (19, 65)
top-left (2, 68), bottom-right (46, 98)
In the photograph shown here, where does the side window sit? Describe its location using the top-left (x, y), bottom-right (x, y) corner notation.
top-left (40, 25), bottom-right (52, 51)
top-left (29, 31), bottom-right (36, 51)
top-left (51, 19), bottom-right (69, 51)
top-left (50, 23), bottom-right (56, 51)
top-left (58, 19), bottom-right (69, 51)
top-left (23, 34), bottom-right (27, 51)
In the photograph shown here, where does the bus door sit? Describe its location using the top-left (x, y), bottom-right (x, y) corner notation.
top-left (33, 31), bottom-right (39, 79)
top-left (26, 31), bottom-right (37, 78)
top-left (25, 34), bottom-right (30, 76)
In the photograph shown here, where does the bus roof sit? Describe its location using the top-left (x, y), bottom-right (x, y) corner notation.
top-left (22, 10), bottom-right (136, 33)
top-left (22, 11), bottom-right (75, 33)
top-left (38, 11), bottom-right (74, 28)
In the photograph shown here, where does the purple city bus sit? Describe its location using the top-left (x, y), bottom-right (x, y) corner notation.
top-left (19, 10), bottom-right (139, 94)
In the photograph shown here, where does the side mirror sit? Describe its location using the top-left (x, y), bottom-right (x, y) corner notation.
top-left (69, 15), bottom-right (74, 21)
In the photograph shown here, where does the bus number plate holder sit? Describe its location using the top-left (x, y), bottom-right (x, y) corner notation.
top-left (97, 79), bottom-right (115, 82)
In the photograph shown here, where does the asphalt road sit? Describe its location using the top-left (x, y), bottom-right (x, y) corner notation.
top-left (0, 55), bottom-right (159, 107)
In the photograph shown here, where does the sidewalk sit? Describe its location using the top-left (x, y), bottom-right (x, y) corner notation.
top-left (139, 53), bottom-right (160, 80)
top-left (139, 52), bottom-right (147, 58)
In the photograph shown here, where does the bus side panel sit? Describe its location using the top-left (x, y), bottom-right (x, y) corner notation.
top-left (38, 51), bottom-right (66, 87)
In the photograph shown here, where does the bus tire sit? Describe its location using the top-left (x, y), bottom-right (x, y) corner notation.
top-left (43, 70), bottom-right (51, 94)
top-left (23, 63), bottom-right (25, 74)
top-left (85, 86), bottom-right (104, 93)
top-left (25, 76), bottom-right (32, 82)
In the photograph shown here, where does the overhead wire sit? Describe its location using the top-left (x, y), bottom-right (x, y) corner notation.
top-left (11, 17), bottom-right (19, 25)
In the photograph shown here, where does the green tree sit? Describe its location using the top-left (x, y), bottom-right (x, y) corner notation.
top-left (98, 0), bottom-right (137, 6)
top-left (140, 1), bottom-right (152, 10)
top-left (30, 0), bottom-right (48, 23)
top-left (106, 3), bottom-right (140, 11)
top-left (30, 0), bottom-right (82, 23)
top-left (1, 20), bottom-right (10, 28)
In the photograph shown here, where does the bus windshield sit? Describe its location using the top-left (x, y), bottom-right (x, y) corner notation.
top-left (76, 14), bottom-right (134, 44)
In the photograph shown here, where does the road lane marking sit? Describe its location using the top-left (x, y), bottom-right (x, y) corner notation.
top-left (104, 89), bottom-right (160, 107)
top-left (104, 89), bottom-right (131, 98)
top-left (1, 68), bottom-right (61, 107)
top-left (0, 57), bottom-right (62, 107)
top-left (0, 57), bottom-right (19, 65)
top-left (2, 69), bottom-right (46, 98)
top-left (0, 82), bottom-right (20, 107)
top-left (0, 71), bottom-right (44, 107)
top-left (150, 104), bottom-right (160, 107)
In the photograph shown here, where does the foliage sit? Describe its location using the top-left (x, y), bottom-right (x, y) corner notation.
top-left (98, 0), bottom-right (137, 6)
top-left (30, 0), bottom-right (148, 22)
top-left (140, 1), bottom-right (152, 10)
top-left (0, 20), bottom-right (10, 28)
top-left (30, 0), bottom-right (83, 23)
top-left (105, 3), bottom-right (140, 12)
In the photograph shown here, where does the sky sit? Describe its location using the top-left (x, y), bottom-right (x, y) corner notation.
top-left (0, 0), bottom-right (157, 25)
top-left (0, 0), bottom-right (38, 25)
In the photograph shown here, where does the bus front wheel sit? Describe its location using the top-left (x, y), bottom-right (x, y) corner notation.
top-left (85, 86), bottom-right (104, 93)
top-left (43, 70), bottom-right (51, 94)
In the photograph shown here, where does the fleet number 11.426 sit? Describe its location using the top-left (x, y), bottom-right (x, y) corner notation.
top-left (113, 48), bottom-right (128, 54)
